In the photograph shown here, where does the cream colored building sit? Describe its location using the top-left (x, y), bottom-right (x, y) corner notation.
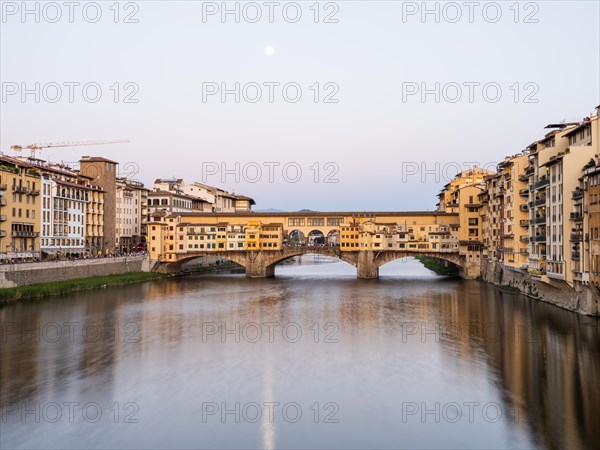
top-left (526, 119), bottom-right (597, 284)
top-left (152, 178), bottom-right (254, 213)
top-left (116, 178), bottom-right (148, 252)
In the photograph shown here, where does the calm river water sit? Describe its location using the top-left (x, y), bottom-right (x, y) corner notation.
top-left (1, 257), bottom-right (599, 449)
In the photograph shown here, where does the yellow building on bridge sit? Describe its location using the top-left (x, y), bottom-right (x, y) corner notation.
top-left (148, 211), bottom-right (462, 261)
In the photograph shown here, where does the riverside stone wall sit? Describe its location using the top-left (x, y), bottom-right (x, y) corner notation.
top-left (0, 255), bottom-right (152, 288)
top-left (481, 258), bottom-right (600, 316)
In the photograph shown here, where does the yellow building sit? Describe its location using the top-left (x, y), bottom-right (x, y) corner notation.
top-left (148, 211), bottom-right (461, 263)
top-left (86, 186), bottom-right (105, 255)
top-left (489, 153), bottom-right (530, 270)
top-left (0, 156), bottom-right (41, 261)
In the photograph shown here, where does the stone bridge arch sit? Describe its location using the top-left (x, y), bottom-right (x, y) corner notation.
top-left (261, 246), bottom-right (358, 275)
top-left (152, 249), bottom-right (475, 279)
top-left (372, 251), bottom-right (466, 278)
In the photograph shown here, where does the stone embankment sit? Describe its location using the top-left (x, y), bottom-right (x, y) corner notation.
top-left (482, 259), bottom-right (599, 316)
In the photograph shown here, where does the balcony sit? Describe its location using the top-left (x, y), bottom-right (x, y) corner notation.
top-left (13, 231), bottom-right (39, 238)
top-left (0, 230), bottom-right (6, 237)
top-left (0, 198), bottom-right (6, 206)
top-left (570, 212), bottom-right (583, 221)
top-left (525, 166), bottom-right (534, 175)
top-left (519, 204), bottom-right (528, 212)
top-left (571, 233), bottom-right (583, 242)
top-left (0, 215), bottom-right (6, 222)
top-left (519, 219), bottom-right (529, 227)
top-left (573, 190), bottom-right (584, 201)
top-left (12, 185), bottom-right (27, 194)
top-left (0, 183), bottom-right (7, 190)
top-left (520, 236), bottom-right (529, 242)
top-left (519, 174), bottom-right (529, 182)
top-left (519, 188), bottom-right (529, 197)
top-left (533, 235), bottom-right (546, 242)
top-left (535, 178), bottom-right (549, 190)
top-left (572, 252), bottom-right (581, 260)
top-left (534, 197), bottom-right (546, 206)
top-left (533, 216), bottom-right (546, 224)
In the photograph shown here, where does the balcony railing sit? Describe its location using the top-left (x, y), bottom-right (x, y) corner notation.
top-left (570, 212), bottom-right (583, 221)
top-left (571, 234), bottom-right (583, 242)
top-left (534, 197), bottom-right (546, 206)
top-left (0, 183), bottom-right (7, 190)
top-left (0, 215), bottom-right (6, 222)
top-left (13, 231), bottom-right (39, 238)
top-left (0, 198), bottom-right (6, 206)
top-left (0, 230), bottom-right (6, 237)
top-left (519, 188), bottom-right (529, 196)
top-left (533, 235), bottom-right (546, 242)
top-left (12, 185), bottom-right (27, 193)
top-left (572, 252), bottom-right (581, 260)
top-left (535, 178), bottom-right (549, 190)
top-left (519, 204), bottom-right (528, 212)
top-left (520, 236), bottom-right (529, 242)
top-left (533, 216), bottom-right (546, 224)
top-left (573, 190), bottom-right (584, 200)
top-left (519, 219), bottom-right (529, 227)
top-left (519, 174), bottom-right (529, 182)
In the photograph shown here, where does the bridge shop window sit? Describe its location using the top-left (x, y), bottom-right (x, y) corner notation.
top-left (327, 218), bottom-right (343, 226)
top-left (288, 218), bottom-right (305, 227)
top-left (307, 218), bottom-right (324, 226)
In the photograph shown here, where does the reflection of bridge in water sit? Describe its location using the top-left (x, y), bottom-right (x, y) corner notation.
top-left (154, 245), bottom-right (466, 279)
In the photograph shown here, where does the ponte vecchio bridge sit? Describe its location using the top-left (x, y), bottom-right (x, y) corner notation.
top-left (148, 211), bottom-right (481, 279)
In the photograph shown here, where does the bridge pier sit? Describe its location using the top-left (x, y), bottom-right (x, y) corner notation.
top-left (459, 260), bottom-right (481, 279)
top-left (245, 263), bottom-right (275, 278)
top-left (357, 251), bottom-right (379, 279)
top-left (244, 252), bottom-right (275, 278)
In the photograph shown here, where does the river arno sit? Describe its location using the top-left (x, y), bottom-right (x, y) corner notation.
top-left (1, 257), bottom-right (599, 449)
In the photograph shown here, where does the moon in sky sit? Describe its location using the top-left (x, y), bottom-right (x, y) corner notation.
top-left (264, 46), bottom-right (275, 56)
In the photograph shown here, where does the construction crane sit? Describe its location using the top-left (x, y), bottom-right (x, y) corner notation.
top-left (10, 140), bottom-right (129, 160)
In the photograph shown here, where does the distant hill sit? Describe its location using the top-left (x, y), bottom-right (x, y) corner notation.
top-left (298, 209), bottom-right (318, 212)
top-left (255, 208), bottom-right (285, 212)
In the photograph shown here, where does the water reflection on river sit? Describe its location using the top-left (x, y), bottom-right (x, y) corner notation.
top-left (1, 256), bottom-right (599, 449)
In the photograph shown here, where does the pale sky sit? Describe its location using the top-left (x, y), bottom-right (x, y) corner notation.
top-left (1, 1), bottom-right (599, 211)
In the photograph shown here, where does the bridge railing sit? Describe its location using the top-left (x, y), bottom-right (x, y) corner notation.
top-left (158, 244), bottom-right (459, 262)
